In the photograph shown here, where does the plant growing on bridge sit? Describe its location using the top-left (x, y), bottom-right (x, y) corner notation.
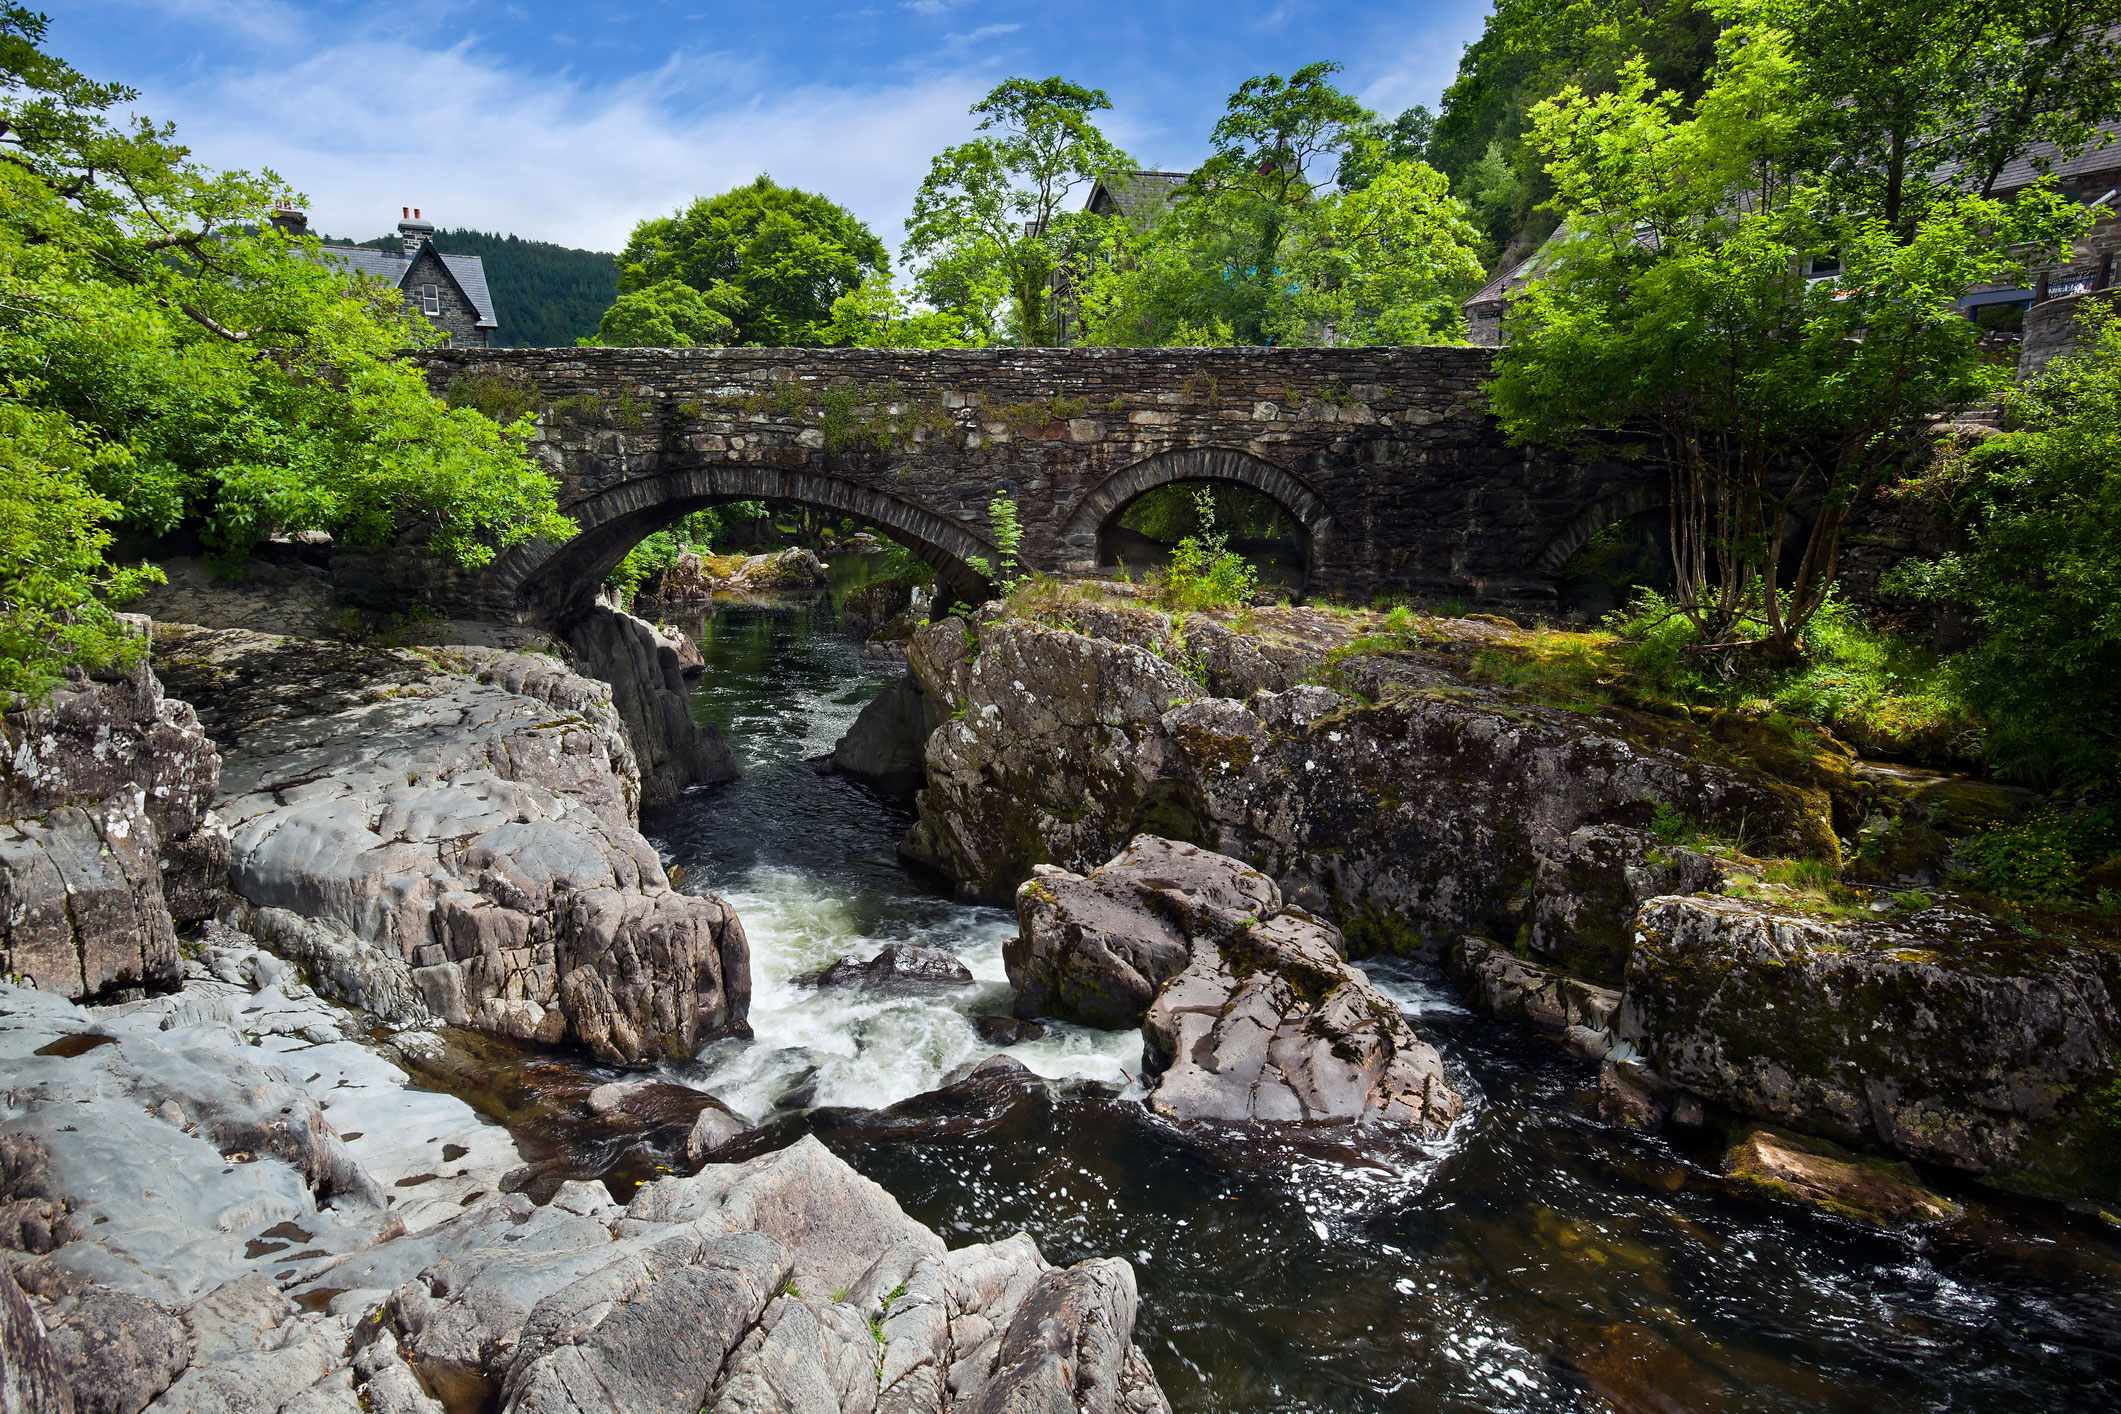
top-left (978, 493), bottom-right (1025, 591)
top-left (0, 8), bottom-right (572, 691)
top-left (1488, 16), bottom-right (2082, 660)
top-left (904, 77), bottom-right (1130, 347)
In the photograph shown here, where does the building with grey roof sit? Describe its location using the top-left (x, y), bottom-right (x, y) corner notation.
top-left (1084, 171), bottom-right (1192, 229)
top-left (276, 206), bottom-right (498, 348)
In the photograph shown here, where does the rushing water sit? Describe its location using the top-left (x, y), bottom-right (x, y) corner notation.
top-left (627, 558), bottom-right (2121, 1414)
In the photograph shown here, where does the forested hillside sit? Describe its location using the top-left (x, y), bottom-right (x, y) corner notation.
top-left (328, 228), bottom-right (617, 346)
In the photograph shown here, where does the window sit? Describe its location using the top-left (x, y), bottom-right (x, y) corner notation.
top-left (1807, 254), bottom-right (1842, 279)
top-left (421, 283), bottom-right (440, 316)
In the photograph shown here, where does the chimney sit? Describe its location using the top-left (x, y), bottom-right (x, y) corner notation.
top-left (398, 206), bottom-right (434, 258)
top-left (269, 203), bottom-right (309, 238)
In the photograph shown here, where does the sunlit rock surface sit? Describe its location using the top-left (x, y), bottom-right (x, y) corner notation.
top-left (153, 625), bottom-right (748, 1063)
top-left (1015, 836), bottom-right (1462, 1133)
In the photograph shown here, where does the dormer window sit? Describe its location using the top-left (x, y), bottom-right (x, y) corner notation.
top-left (421, 284), bottom-right (440, 316)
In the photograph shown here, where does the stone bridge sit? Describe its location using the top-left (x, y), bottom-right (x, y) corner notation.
top-left (396, 345), bottom-right (1654, 622)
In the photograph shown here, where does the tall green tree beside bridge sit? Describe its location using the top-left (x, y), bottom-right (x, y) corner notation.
top-left (1076, 63), bottom-right (1484, 346)
top-left (1487, 12), bottom-right (2084, 660)
top-left (902, 77), bottom-right (1129, 346)
top-left (611, 176), bottom-right (889, 347)
top-left (0, 5), bottom-right (571, 694)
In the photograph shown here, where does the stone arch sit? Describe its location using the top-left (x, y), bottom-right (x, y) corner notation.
top-left (492, 466), bottom-right (1001, 622)
top-left (1060, 447), bottom-right (1334, 578)
top-left (1533, 482), bottom-right (1671, 575)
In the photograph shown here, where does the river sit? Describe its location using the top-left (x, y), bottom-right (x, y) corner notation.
top-left (633, 557), bottom-right (2121, 1413)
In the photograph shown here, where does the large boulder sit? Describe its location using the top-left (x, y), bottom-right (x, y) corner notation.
top-left (1618, 892), bottom-right (2121, 1199)
top-left (0, 627), bottom-right (226, 1000)
top-left (822, 675), bottom-right (943, 798)
top-left (1015, 837), bottom-right (1463, 1133)
top-left (153, 627), bottom-right (749, 1063)
top-left (901, 599), bottom-right (1831, 976)
top-left (644, 548), bottom-right (828, 602)
top-left (556, 605), bottom-right (736, 809)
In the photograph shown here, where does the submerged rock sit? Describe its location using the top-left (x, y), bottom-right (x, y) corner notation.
top-left (973, 1016), bottom-right (1047, 1046)
top-left (1, 627), bottom-right (226, 1000)
top-left (153, 626), bottom-right (749, 1064)
top-left (1017, 836), bottom-right (1462, 1133)
top-left (1619, 893), bottom-right (2121, 1198)
top-left (1722, 1125), bottom-right (1963, 1227)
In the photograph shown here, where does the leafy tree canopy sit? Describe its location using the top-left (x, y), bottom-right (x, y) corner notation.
top-left (615, 175), bottom-right (888, 346)
top-left (903, 77), bottom-right (1128, 346)
top-left (1076, 63), bottom-right (1483, 347)
top-left (0, 4), bottom-right (572, 694)
top-left (822, 277), bottom-right (985, 348)
top-left (1489, 14), bottom-right (2083, 657)
top-left (582, 277), bottom-right (739, 347)
top-left (1886, 309), bottom-right (2121, 784)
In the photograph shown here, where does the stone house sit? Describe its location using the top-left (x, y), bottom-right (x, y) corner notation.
top-left (277, 206), bottom-right (499, 347)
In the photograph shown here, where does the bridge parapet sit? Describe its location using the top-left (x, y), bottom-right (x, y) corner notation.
top-left (400, 345), bottom-right (1645, 623)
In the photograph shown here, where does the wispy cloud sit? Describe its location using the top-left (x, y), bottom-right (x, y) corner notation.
top-left (903, 0), bottom-right (978, 15)
top-left (99, 15), bottom-right (992, 252)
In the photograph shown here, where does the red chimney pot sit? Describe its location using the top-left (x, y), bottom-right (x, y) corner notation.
top-left (402, 206), bottom-right (409, 218)
top-left (414, 208), bottom-right (421, 219)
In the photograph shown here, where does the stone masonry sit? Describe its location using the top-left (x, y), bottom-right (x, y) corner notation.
top-left (396, 346), bottom-right (1654, 623)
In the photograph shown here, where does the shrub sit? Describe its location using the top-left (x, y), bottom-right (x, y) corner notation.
top-left (1954, 805), bottom-right (2120, 903)
top-left (1159, 488), bottom-right (1255, 611)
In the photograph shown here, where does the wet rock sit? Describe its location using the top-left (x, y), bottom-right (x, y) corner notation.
top-left (1595, 1061), bottom-right (1671, 1132)
top-left (842, 577), bottom-right (918, 639)
top-left (899, 603), bottom-right (1832, 972)
top-left (685, 1102), bottom-right (752, 1168)
top-left (972, 1016), bottom-right (1046, 1046)
top-left (1619, 893), bottom-right (2121, 1197)
top-left (971, 1258), bottom-right (1143, 1414)
top-left (1530, 826), bottom-right (1721, 983)
top-left (824, 675), bottom-right (943, 798)
top-left (154, 627), bottom-right (749, 1064)
top-left (1722, 1126), bottom-right (1962, 1227)
top-left (1, 628), bottom-right (226, 1000)
top-left (1022, 837), bottom-right (1462, 1132)
top-left (812, 944), bottom-right (973, 992)
top-left (647, 619), bottom-right (705, 677)
top-left (1010, 836), bottom-right (1275, 1029)
top-left (557, 604), bottom-right (737, 808)
top-left (1448, 936), bottom-right (1622, 1058)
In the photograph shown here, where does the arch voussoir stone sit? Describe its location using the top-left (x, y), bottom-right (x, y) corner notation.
top-left (1060, 447), bottom-right (1335, 574)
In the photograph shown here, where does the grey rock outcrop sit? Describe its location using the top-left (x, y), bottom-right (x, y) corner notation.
top-left (900, 600), bottom-right (1831, 976)
top-left (1447, 936), bottom-right (1623, 1059)
top-left (0, 1260), bottom-right (74, 1414)
top-left (153, 627), bottom-right (747, 1063)
top-left (556, 605), bottom-right (736, 809)
top-left (823, 676), bottom-right (943, 798)
top-left (1618, 893), bottom-right (2121, 1198)
top-left (813, 944), bottom-right (973, 992)
top-left (0, 631), bottom-right (226, 1000)
top-left (1017, 837), bottom-right (1463, 1133)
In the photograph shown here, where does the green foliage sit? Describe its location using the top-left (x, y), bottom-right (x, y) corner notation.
top-left (1427, 0), bottom-right (1720, 253)
top-left (1116, 480), bottom-right (1294, 544)
top-left (445, 370), bottom-right (541, 425)
top-left (604, 507), bottom-right (722, 597)
top-left (1158, 488), bottom-right (1256, 610)
top-left (823, 277), bottom-right (983, 348)
top-left (1075, 63), bottom-right (1482, 348)
top-left (1955, 806), bottom-right (2120, 904)
top-left (1885, 309), bottom-right (2121, 785)
top-left (0, 8), bottom-right (571, 691)
top-left (1649, 799), bottom-right (1696, 844)
top-left (612, 176), bottom-right (887, 346)
top-left (582, 277), bottom-right (739, 347)
top-left (1489, 18), bottom-right (2083, 654)
top-left (904, 77), bottom-right (1129, 346)
top-left (985, 493), bottom-right (1024, 589)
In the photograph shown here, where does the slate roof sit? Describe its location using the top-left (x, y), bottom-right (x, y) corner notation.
top-left (1085, 171), bottom-right (1191, 227)
top-left (1988, 118), bottom-right (2121, 195)
top-left (318, 241), bottom-right (498, 329)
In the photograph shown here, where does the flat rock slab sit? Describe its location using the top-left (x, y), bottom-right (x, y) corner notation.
top-left (1722, 1126), bottom-right (1963, 1227)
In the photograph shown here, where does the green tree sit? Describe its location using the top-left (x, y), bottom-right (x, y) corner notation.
top-left (1488, 21), bottom-right (2080, 657)
top-left (821, 276), bottom-right (984, 348)
top-left (1268, 161), bottom-right (1486, 345)
top-left (903, 77), bottom-right (1128, 346)
top-left (582, 277), bottom-right (739, 347)
top-left (1762, 0), bottom-right (2121, 229)
top-left (1886, 309), bottom-right (2121, 783)
top-left (613, 176), bottom-right (887, 346)
top-left (0, 5), bottom-right (572, 692)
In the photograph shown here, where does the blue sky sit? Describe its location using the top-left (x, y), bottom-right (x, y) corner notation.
top-left (55, 1), bottom-right (1494, 255)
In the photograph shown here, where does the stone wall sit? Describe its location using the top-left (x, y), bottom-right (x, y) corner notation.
top-left (407, 346), bottom-right (1651, 622)
top-left (2022, 290), bottom-right (2117, 380)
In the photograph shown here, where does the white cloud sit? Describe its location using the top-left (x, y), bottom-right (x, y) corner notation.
top-left (105, 17), bottom-right (993, 253)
